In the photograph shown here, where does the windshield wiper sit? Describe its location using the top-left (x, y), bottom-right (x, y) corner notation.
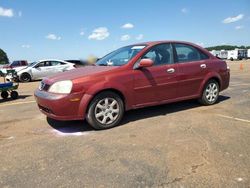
top-left (97, 63), bottom-right (108, 66)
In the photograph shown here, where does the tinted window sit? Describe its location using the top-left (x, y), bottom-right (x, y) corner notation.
top-left (37, 61), bottom-right (51, 67)
top-left (142, 43), bottom-right (173, 66)
top-left (96, 45), bottom-right (146, 66)
top-left (51, 61), bottom-right (63, 66)
top-left (175, 44), bottom-right (208, 63)
top-left (11, 61), bottom-right (20, 66)
top-left (21, 61), bottom-right (27, 66)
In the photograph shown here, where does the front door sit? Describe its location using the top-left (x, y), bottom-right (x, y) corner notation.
top-left (32, 61), bottom-right (53, 79)
top-left (133, 43), bottom-right (179, 107)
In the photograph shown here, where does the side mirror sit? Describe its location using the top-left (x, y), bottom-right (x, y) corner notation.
top-left (138, 59), bottom-right (153, 68)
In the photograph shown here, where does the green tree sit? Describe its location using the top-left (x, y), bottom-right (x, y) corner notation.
top-left (0, 48), bottom-right (9, 65)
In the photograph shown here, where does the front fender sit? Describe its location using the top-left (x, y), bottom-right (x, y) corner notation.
top-left (77, 79), bottom-right (132, 118)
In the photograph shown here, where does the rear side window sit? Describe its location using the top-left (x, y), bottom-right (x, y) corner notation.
top-left (21, 61), bottom-right (27, 66)
top-left (174, 43), bottom-right (209, 63)
top-left (51, 61), bottom-right (61, 66)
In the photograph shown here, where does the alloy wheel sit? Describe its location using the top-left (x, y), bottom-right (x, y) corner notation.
top-left (205, 83), bottom-right (218, 103)
top-left (94, 98), bottom-right (120, 125)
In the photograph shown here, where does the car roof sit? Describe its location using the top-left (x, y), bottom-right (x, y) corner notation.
top-left (38, 59), bottom-right (73, 64)
top-left (133, 40), bottom-right (202, 47)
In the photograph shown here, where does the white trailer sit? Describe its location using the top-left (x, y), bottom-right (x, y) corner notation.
top-left (247, 49), bottom-right (250, 59)
top-left (219, 50), bottom-right (228, 59)
top-left (210, 50), bottom-right (228, 59)
top-left (210, 50), bottom-right (220, 57)
top-left (227, 49), bottom-right (247, 61)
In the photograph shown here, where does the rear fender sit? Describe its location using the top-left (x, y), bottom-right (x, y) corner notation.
top-left (198, 72), bottom-right (222, 96)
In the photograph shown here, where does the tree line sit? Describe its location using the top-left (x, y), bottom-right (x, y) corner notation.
top-left (0, 48), bottom-right (9, 65)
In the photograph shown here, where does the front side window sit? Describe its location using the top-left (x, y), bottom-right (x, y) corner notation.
top-left (142, 43), bottom-right (174, 66)
top-left (96, 45), bottom-right (146, 66)
top-left (174, 43), bottom-right (208, 63)
top-left (37, 61), bottom-right (51, 67)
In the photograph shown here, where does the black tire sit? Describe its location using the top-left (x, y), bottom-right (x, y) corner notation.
top-left (86, 91), bottom-right (124, 130)
top-left (1, 91), bottom-right (9, 99)
top-left (10, 91), bottom-right (19, 99)
top-left (199, 79), bottom-right (219, 105)
top-left (230, 57), bottom-right (234, 61)
top-left (20, 73), bottom-right (31, 82)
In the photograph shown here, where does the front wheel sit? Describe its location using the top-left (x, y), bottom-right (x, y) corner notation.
top-left (199, 80), bottom-right (219, 105)
top-left (20, 73), bottom-right (31, 82)
top-left (86, 91), bottom-right (124, 130)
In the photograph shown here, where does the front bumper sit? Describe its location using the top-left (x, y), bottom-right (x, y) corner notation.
top-left (34, 89), bottom-right (90, 121)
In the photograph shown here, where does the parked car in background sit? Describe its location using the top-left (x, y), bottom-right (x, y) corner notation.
top-left (0, 63), bottom-right (9, 69)
top-left (35, 41), bottom-right (230, 130)
top-left (7, 59), bottom-right (75, 82)
top-left (3, 60), bottom-right (28, 69)
top-left (0, 60), bottom-right (28, 74)
top-left (64, 60), bottom-right (88, 68)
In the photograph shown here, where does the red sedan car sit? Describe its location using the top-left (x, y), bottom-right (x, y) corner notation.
top-left (35, 41), bottom-right (230, 129)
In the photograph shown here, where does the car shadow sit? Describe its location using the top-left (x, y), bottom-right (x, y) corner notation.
top-left (120, 95), bottom-right (230, 125)
top-left (0, 95), bottom-right (32, 103)
top-left (47, 95), bottom-right (230, 133)
top-left (47, 117), bottom-right (94, 132)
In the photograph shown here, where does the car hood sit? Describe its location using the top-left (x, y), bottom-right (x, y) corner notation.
top-left (45, 65), bottom-right (118, 84)
top-left (16, 66), bottom-right (30, 72)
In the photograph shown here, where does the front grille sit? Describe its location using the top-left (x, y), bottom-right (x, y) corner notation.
top-left (38, 105), bottom-right (54, 114)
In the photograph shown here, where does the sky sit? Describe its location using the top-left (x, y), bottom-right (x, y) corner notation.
top-left (0, 0), bottom-right (249, 62)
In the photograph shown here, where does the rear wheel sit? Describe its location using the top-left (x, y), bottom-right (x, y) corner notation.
top-left (20, 73), bottom-right (31, 82)
top-left (199, 80), bottom-right (219, 105)
top-left (86, 91), bottom-right (124, 130)
top-left (10, 91), bottom-right (18, 99)
top-left (1, 91), bottom-right (9, 99)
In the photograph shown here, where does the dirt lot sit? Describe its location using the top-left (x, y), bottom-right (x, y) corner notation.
top-left (0, 60), bottom-right (250, 187)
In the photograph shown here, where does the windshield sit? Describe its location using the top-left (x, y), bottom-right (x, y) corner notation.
top-left (28, 62), bottom-right (37, 67)
top-left (11, 61), bottom-right (20, 66)
top-left (96, 45), bottom-right (146, 66)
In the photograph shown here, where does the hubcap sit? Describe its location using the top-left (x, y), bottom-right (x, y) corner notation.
top-left (94, 98), bottom-right (120, 125)
top-left (22, 75), bottom-right (29, 81)
top-left (205, 83), bottom-right (218, 102)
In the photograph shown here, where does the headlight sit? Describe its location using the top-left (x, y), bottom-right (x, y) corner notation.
top-left (48, 80), bottom-right (73, 94)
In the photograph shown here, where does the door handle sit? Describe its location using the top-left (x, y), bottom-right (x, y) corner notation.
top-left (200, 64), bottom-right (206, 69)
top-left (167, 68), bottom-right (175, 73)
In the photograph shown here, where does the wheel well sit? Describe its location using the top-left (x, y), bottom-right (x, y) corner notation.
top-left (86, 88), bottom-right (126, 113)
top-left (209, 77), bottom-right (221, 89)
top-left (20, 72), bottom-right (31, 77)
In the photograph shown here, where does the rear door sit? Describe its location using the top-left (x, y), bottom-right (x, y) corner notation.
top-left (173, 43), bottom-right (210, 98)
top-left (50, 61), bottom-right (66, 74)
top-left (133, 43), bottom-right (179, 106)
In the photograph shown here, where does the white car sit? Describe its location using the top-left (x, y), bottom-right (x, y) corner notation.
top-left (7, 59), bottom-right (75, 82)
